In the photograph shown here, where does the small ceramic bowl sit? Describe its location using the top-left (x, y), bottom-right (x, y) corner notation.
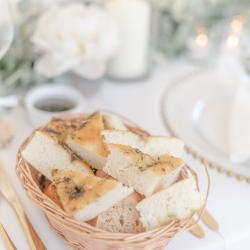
top-left (25, 84), bottom-right (85, 128)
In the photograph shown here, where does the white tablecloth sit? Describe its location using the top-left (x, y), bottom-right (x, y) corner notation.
top-left (0, 62), bottom-right (250, 250)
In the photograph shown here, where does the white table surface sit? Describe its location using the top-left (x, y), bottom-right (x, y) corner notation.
top-left (0, 62), bottom-right (250, 250)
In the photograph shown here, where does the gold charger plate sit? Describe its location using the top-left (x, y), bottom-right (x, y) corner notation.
top-left (161, 70), bottom-right (250, 183)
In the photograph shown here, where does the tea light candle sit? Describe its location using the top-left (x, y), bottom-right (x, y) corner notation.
top-left (105, 0), bottom-right (151, 81)
top-left (224, 15), bottom-right (245, 52)
top-left (230, 15), bottom-right (245, 34)
top-left (226, 34), bottom-right (240, 50)
top-left (187, 27), bottom-right (212, 61)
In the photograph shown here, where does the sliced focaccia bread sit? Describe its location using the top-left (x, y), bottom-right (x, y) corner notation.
top-left (0, 119), bottom-right (13, 147)
top-left (51, 169), bottom-right (133, 221)
top-left (103, 144), bottom-right (185, 196)
top-left (22, 130), bottom-right (93, 181)
top-left (65, 112), bottom-right (108, 170)
top-left (102, 130), bottom-right (184, 158)
top-left (43, 116), bottom-right (86, 140)
top-left (102, 113), bottom-right (128, 130)
top-left (136, 177), bottom-right (203, 231)
top-left (96, 192), bottom-right (144, 233)
top-left (44, 183), bottom-right (62, 208)
top-left (44, 183), bottom-right (98, 227)
top-left (95, 169), bottom-right (114, 179)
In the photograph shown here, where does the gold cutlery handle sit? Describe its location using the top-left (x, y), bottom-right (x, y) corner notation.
top-left (26, 216), bottom-right (46, 250)
top-left (0, 161), bottom-right (45, 250)
top-left (189, 218), bottom-right (205, 238)
top-left (0, 223), bottom-right (16, 250)
top-left (11, 200), bottom-right (37, 250)
top-left (201, 210), bottom-right (219, 231)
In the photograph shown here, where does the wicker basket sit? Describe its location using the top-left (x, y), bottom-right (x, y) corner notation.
top-left (16, 112), bottom-right (210, 250)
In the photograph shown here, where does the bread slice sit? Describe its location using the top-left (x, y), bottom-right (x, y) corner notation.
top-left (43, 116), bottom-right (86, 140)
top-left (0, 119), bottom-right (13, 147)
top-left (44, 182), bottom-right (98, 226)
top-left (103, 144), bottom-right (185, 196)
top-left (96, 192), bottom-right (144, 233)
top-left (44, 183), bottom-right (62, 208)
top-left (136, 177), bottom-right (203, 231)
top-left (22, 130), bottom-right (93, 181)
top-left (103, 113), bottom-right (128, 130)
top-left (51, 169), bottom-right (133, 221)
top-left (95, 170), bottom-right (114, 180)
top-left (65, 112), bottom-right (108, 170)
top-left (102, 130), bottom-right (184, 158)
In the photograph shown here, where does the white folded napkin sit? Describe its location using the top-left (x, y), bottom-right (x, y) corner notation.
top-left (217, 53), bottom-right (248, 92)
top-left (229, 83), bottom-right (250, 163)
top-left (217, 53), bottom-right (250, 163)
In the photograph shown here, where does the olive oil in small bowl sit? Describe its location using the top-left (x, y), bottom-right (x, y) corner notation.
top-left (25, 85), bottom-right (84, 127)
top-left (34, 98), bottom-right (76, 113)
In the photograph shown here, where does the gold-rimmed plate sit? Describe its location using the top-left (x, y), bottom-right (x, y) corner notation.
top-left (161, 69), bottom-right (250, 182)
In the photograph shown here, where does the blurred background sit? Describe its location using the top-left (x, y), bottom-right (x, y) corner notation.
top-left (1, 0), bottom-right (250, 96)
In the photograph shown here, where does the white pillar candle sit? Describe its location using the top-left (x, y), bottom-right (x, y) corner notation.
top-left (105, 0), bottom-right (151, 80)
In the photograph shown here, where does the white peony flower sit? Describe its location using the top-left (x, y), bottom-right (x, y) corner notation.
top-left (32, 3), bottom-right (119, 79)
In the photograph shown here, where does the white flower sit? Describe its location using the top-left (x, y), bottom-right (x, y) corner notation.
top-left (32, 3), bottom-right (119, 79)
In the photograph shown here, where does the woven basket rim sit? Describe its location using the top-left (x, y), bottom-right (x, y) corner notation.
top-left (16, 111), bottom-right (210, 244)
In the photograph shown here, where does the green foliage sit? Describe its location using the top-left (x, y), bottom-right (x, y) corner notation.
top-left (151, 0), bottom-right (250, 57)
top-left (0, 2), bottom-right (44, 96)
